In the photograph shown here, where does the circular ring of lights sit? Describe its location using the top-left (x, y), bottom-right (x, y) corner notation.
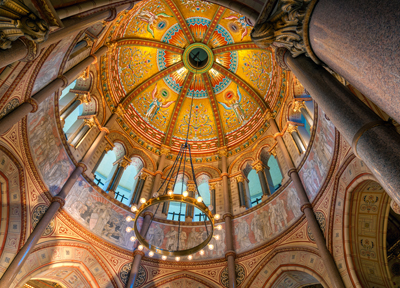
top-left (182, 43), bottom-right (214, 74)
top-left (133, 194), bottom-right (215, 257)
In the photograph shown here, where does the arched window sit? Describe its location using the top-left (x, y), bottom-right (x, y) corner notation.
top-left (194, 174), bottom-right (210, 222)
top-left (247, 169), bottom-right (263, 206)
top-left (268, 155), bottom-right (283, 191)
top-left (94, 148), bottom-right (117, 190)
top-left (167, 174), bottom-right (187, 221)
top-left (115, 157), bottom-right (143, 205)
top-left (62, 103), bottom-right (83, 137)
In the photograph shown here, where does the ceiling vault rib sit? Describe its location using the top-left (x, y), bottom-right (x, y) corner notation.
top-left (121, 62), bottom-right (184, 107)
top-left (202, 6), bottom-right (226, 44)
top-left (212, 62), bottom-right (270, 112)
top-left (212, 42), bottom-right (261, 54)
top-left (203, 73), bottom-right (225, 146)
top-left (164, 72), bottom-right (194, 145)
top-left (162, 0), bottom-right (195, 44)
top-left (115, 38), bottom-right (184, 54)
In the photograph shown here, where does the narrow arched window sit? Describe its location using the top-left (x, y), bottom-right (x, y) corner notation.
top-left (194, 174), bottom-right (210, 222)
top-left (267, 155), bottom-right (283, 191)
top-left (115, 157), bottom-right (143, 205)
top-left (167, 174), bottom-right (187, 221)
top-left (94, 148), bottom-right (117, 190)
top-left (247, 169), bottom-right (263, 206)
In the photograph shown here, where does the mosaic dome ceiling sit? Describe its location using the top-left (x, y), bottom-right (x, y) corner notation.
top-left (101, 0), bottom-right (285, 157)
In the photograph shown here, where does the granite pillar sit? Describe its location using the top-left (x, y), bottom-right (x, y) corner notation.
top-left (209, 183), bottom-right (216, 214)
top-left (267, 115), bottom-right (345, 288)
top-left (131, 174), bottom-right (147, 205)
top-left (236, 175), bottom-right (246, 208)
top-left (0, 46), bottom-right (108, 135)
top-left (252, 161), bottom-right (270, 197)
top-left (219, 148), bottom-right (236, 288)
top-left (284, 52), bottom-right (400, 207)
top-left (185, 183), bottom-right (195, 220)
top-left (309, 0), bottom-right (400, 124)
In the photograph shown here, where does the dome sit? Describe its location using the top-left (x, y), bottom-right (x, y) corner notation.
top-left (101, 0), bottom-right (286, 158)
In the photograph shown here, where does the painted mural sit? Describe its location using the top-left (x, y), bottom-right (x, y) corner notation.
top-left (299, 108), bottom-right (335, 201)
top-left (64, 176), bottom-right (138, 250)
top-left (27, 96), bottom-right (74, 196)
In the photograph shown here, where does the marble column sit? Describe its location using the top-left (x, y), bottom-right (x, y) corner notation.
top-left (106, 157), bottom-right (131, 198)
top-left (219, 148), bottom-right (236, 288)
top-left (92, 145), bottom-right (112, 174)
top-left (252, 161), bottom-right (270, 197)
top-left (287, 125), bottom-right (306, 154)
top-left (209, 183), bottom-right (216, 214)
top-left (69, 118), bottom-right (96, 147)
top-left (0, 3), bottom-right (132, 68)
top-left (267, 114), bottom-right (345, 288)
top-left (0, 113), bottom-right (118, 287)
top-left (126, 212), bottom-right (152, 288)
top-left (0, 46), bottom-right (109, 135)
top-left (60, 93), bottom-right (90, 124)
top-left (131, 173), bottom-right (147, 205)
top-left (263, 166), bottom-right (275, 194)
top-left (284, 52), bottom-right (400, 207)
top-left (236, 175), bottom-right (247, 208)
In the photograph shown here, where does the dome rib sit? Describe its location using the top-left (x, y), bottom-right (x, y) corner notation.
top-left (121, 62), bottom-right (184, 107)
top-left (164, 72), bottom-right (194, 145)
top-left (116, 38), bottom-right (184, 54)
top-left (163, 0), bottom-right (195, 43)
top-left (203, 73), bottom-right (226, 146)
top-left (202, 6), bottom-right (226, 44)
top-left (212, 42), bottom-right (260, 54)
top-left (212, 61), bottom-right (270, 112)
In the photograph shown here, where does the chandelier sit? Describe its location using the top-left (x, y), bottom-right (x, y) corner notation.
top-left (125, 51), bottom-right (221, 261)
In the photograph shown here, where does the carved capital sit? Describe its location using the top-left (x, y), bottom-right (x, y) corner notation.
top-left (77, 92), bottom-right (90, 104)
top-left (119, 157), bottom-right (131, 168)
top-left (83, 35), bottom-right (94, 47)
top-left (286, 125), bottom-right (298, 134)
top-left (19, 38), bottom-right (39, 62)
top-left (187, 183), bottom-right (196, 192)
top-left (209, 183), bottom-right (216, 191)
top-left (251, 0), bottom-right (319, 63)
top-left (133, 250), bottom-right (145, 257)
top-left (225, 250), bottom-right (236, 260)
top-left (26, 98), bottom-right (38, 113)
top-left (77, 162), bottom-right (88, 172)
top-left (83, 118), bottom-right (96, 128)
top-left (218, 147), bottom-right (228, 158)
top-left (0, 0), bottom-right (50, 50)
top-left (160, 145), bottom-right (171, 155)
top-left (236, 175), bottom-right (244, 183)
top-left (265, 111), bottom-right (276, 121)
top-left (269, 148), bottom-right (277, 158)
top-left (252, 161), bottom-right (264, 172)
top-left (52, 196), bottom-right (66, 208)
top-left (106, 41), bottom-right (116, 54)
top-left (300, 203), bottom-right (312, 212)
top-left (139, 173), bottom-right (147, 180)
top-left (293, 100), bottom-right (306, 112)
top-left (113, 104), bottom-right (125, 119)
top-left (104, 144), bottom-right (113, 152)
top-left (79, 67), bottom-right (90, 80)
top-left (223, 213), bottom-right (233, 221)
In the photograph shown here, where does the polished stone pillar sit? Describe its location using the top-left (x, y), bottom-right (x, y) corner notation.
top-left (294, 100), bottom-right (313, 127)
top-left (263, 166), bottom-right (275, 194)
top-left (131, 173), bottom-right (147, 205)
top-left (219, 148), bottom-right (236, 288)
top-left (60, 93), bottom-right (89, 124)
top-left (236, 175), bottom-right (247, 208)
top-left (126, 212), bottom-right (152, 288)
top-left (92, 145), bottom-right (112, 173)
top-left (287, 125), bottom-right (306, 154)
top-left (0, 113), bottom-right (118, 287)
top-left (308, 0), bottom-right (400, 124)
top-left (0, 46), bottom-right (108, 135)
top-left (267, 114), bottom-right (345, 288)
top-left (252, 161), bottom-right (270, 197)
top-left (185, 183), bottom-right (195, 220)
top-left (209, 183), bottom-right (216, 214)
top-left (106, 157), bottom-right (131, 198)
top-left (284, 52), bottom-right (400, 207)
top-left (0, 3), bottom-right (132, 68)
top-left (70, 118), bottom-right (96, 148)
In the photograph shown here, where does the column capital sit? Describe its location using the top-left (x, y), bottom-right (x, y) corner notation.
top-left (251, 0), bottom-right (320, 64)
top-left (236, 175), bottom-right (244, 183)
top-left (26, 98), bottom-right (39, 113)
top-left (269, 148), bottom-right (277, 158)
top-left (83, 117), bottom-right (96, 128)
top-left (51, 196), bottom-right (66, 208)
top-left (286, 124), bottom-right (298, 134)
top-left (300, 203), bottom-right (313, 212)
top-left (77, 162), bottom-right (88, 172)
top-left (218, 147), bottom-right (228, 157)
top-left (160, 145), bottom-right (171, 155)
top-left (119, 157), bottom-right (131, 168)
top-left (78, 67), bottom-right (90, 80)
top-left (76, 92), bottom-right (90, 104)
top-left (223, 212), bottom-right (233, 220)
top-left (265, 111), bottom-right (276, 121)
top-left (112, 104), bottom-right (125, 119)
top-left (104, 143), bottom-right (114, 152)
top-left (251, 160), bottom-right (264, 172)
top-left (293, 100), bottom-right (306, 112)
top-left (187, 183), bottom-right (196, 192)
top-left (209, 183), bottom-right (216, 190)
top-left (225, 250), bottom-right (236, 260)
top-left (133, 250), bottom-right (145, 257)
top-left (58, 75), bottom-right (69, 88)
top-left (83, 35), bottom-right (94, 47)
top-left (139, 172), bottom-right (148, 180)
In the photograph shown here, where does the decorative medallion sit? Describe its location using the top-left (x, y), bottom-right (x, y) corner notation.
top-left (221, 263), bottom-right (246, 287)
top-left (32, 205), bottom-right (55, 236)
top-left (120, 263), bottom-right (147, 287)
top-left (182, 43), bottom-right (214, 74)
top-left (307, 211), bottom-right (326, 242)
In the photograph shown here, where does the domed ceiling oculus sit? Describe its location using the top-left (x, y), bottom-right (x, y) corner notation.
top-left (101, 0), bottom-right (285, 158)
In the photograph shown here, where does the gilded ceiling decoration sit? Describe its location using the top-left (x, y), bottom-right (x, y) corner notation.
top-left (101, 0), bottom-right (285, 158)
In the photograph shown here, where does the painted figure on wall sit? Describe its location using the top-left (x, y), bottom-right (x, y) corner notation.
top-left (235, 218), bottom-right (251, 251)
top-left (165, 227), bottom-right (178, 250)
top-left (286, 188), bottom-right (302, 218)
top-left (147, 223), bottom-right (164, 247)
top-left (137, 10), bottom-right (172, 38)
top-left (218, 86), bottom-right (246, 123)
top-left (145, 84), bottom-right (175, 120)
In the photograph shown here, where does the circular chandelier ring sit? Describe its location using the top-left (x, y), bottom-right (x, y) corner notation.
top-left (133, 194), bottom-right (215, 257)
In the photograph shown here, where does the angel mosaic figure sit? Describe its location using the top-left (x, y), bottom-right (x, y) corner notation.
top-left (224, 15), bottom-right (252, 40)
top-left (145, 84), bottom-right (174, 120)
top-left (138, 10), bottom-right (172, 38)
top-left (218, 86), bottom-right (246, 123)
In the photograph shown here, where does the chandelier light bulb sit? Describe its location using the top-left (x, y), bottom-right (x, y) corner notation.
top-left (126, 215), bottom-right (132, 222)
top-left (168, 190), bottom-right (173, 196)
top-left (131, 205), bottom-right (137, 212)
top-left (199, 250), bottom-right (205, 256)
top-left (188, 255), bottom-right (193, 260)
top-left (140, 197), bottom-right (146, 204)
top-left (162, 255), bottom-right (167, 260)
top-left (216, 225), bottom-right (222, 230)
top-left (130, 236), bottom-right (136, 242)
top-left (214, 213), bottom-right (220, 220)
top-left (138, 245), bottom-right (144, 251)
top-left (197, 196), bottom-right (203, 203)
top-left (214, 235), bottom-right (220, 240)
top-left (149, 251), bottom-right (154, 257)
top-left (175, 256), bottom-right (180, 261)
top-left (208, 244), bottom-right (214, 250)
top-left (183, 190), bottom-right (188, 197)
top-left (126, 227), bottom-right (132, 232)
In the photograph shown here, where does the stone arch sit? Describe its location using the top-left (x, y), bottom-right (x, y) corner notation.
top-left (193, 165), bottom-right (221, 179)
top-left (14, 240), bottom-right (119, 288)
top-left (142, 271), bottom-right (219, 288)
top-left (267, 267), bottom-right (328, 288)
top-left (244, 248), bottom-right (332, 288)
top-left (229, 151), bottom-right (255, 174)
top-left (128, 149), bottom-right (156, 172)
